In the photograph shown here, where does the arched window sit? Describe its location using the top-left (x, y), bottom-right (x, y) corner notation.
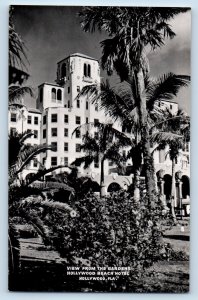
top-left (61, 63), bottom-right (66, 78)
top-left (57, 89), bottom-right (62, 101)
top-left (84, 63), bottom-right (87, 77)
top-left (84, 63), bottom-right (91, 77)
top-left (52, 88), bottom-right (56, 100)
top-left (88, 64), bottom-right (91, 77)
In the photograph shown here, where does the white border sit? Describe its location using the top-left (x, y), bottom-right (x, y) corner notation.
top-left (0, 1), bottom-right (197, 299)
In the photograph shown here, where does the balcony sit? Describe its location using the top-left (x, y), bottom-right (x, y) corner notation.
top-left (83, 76), bottom-right (93, 83)
top-left (56, 77), bottom-right (67, 85)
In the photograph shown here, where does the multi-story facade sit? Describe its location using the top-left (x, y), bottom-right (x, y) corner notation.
top-left (8, 53), bottom-right (190, 211)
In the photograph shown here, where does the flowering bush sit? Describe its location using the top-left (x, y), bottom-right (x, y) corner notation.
top-left (48, 191), bottom-right (168, 270)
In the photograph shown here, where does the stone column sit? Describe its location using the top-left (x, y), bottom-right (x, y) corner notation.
top-left (159, 178), bottom-right (167, 209)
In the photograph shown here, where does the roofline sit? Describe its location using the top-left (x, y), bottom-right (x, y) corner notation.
top-left (38, 82), bottom-right (62, 88)
top-left (28, 109), bottom-right (41, 114)
top-left (57, 53), bottom-right (99, 64)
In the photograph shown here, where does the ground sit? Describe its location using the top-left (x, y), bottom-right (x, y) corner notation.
top-left (10, 224), bottom-right (190, 292)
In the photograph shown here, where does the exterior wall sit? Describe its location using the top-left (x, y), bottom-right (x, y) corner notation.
top-left (8, 106), bottom-right (42, 179)
top-left (37, 83), bottom-right (64, 111)
top-left (8, 53), bottom-right (190, 209)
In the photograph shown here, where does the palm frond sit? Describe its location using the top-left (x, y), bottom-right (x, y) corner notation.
top-left (9, 85), bottom-right (34, 104)
top-left (30, 182), bottom-right (75, 195)
top-left (19, 196), bottom-right (76, 213)
top-left (71, 155), bottom-right (95, 169)
top-left (146, 73), bottom-right (190, 110)
top-left (25, 165), bottom-right (69, 185)
top-left (150, 131), bottom-right (182, 144)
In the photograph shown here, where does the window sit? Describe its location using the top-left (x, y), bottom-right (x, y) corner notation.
top-left (33, 159), bottom-right (38, 167)
top-left (94, 119), bottom-right (99, 125)
top-left (27, 115), bottom-right (32, 124)
top-left (68, 87), bottom-right (70, 94)
top-left (94, 156), bottom-right (99, 168)
top-left (40, 87), bottom-right (43, 103)
top-left (94, 132), bottom-right (99, 140)
top-left (88, 64), bottom-right (91, 77)
top-left (109, 160), bottom-right (113, 167)
top-left (34, 116), bottom-right (38, 125)
top-left (76, 116), bottom-right (81, 125)
top-left (43, 115), bottom-right (46, 124)
top-left (51, 142), bottom-right (57, 152)
top-left (64, 128), bottom-right (68, 137)
top-left (42, 158), bottom-right (46, 166)
top-left (51, 157), bottom-right (57, 166)
top-left (27, 129), bottom-right (32, 135)
top-left (34, 130), bottom-right (38, 139)
top-left (64, 157), bottom-right (68, 166)
top-left (95, 104), bottom-right (98, 111)
top-left (68, 100), bottom-right (70, 108)
top-left (84, 63), bottom-right (91, 77)
top-left (51, 128), bottom-right (57, 137)
top-left (57, 89), bottom-right (62, 101)
top-left (77, 86), bottom-right (80, 92)
top-left (51, 114), bottom-right (57, 122)
top-left (61, 63), bottom-right (66, 78)
top-left (64, 114), bottom-right (68, 123)
top-left (64, 142), bottom-right (68, 152)
top-left (52, 88), bottom-right (56, 101)
top-left (86, 101), bottom-right (88, 110)
top-left (43, 129), bottom-right (46, 139)
top-left (84, 63), bottom-right (87, 77)
top-left (76, 129), bottom-right (81, 138)
top-left (10, 113), bottom-right (17, 122)
top-left (170, 104), bottom-right (173, 110)
top-left (86, 117), bottom-right (89, 123)
top-left (76, 144), bottom-right (81, 152)
top-left (10, 127), bottom-right (16, 135)
top-left (77, 99), bottom-right (80, 108)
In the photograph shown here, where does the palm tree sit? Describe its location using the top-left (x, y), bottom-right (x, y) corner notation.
top-left (79, 6), bottom-right (190, 203)
top-left (151, 109), bottom-right (190, 220)
top-left (72, 122), bottom-right (131, 197)
top-left (77, 73), bottom-right (190, 201)
top-left (8, 130), bottom-right (75, 288)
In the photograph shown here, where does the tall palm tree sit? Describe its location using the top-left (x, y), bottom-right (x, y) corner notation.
top-left (72, 122), bottom-right (131, 197)
top-left (79, 6), bottom-right (190, 203)
top-left (151, 109), bottom-right (190, 220)
top-left (77, 73), bottom-right (190, 201)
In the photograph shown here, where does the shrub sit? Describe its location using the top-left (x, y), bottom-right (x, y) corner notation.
top-left (44, 190), bottom-right (171, 291)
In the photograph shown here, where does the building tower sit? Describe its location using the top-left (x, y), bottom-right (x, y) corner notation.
top-left (36, 53), bottom-right (106, 176)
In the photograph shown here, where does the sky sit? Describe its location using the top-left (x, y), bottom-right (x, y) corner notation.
top-left (12, 6), bottom-right (191, 114)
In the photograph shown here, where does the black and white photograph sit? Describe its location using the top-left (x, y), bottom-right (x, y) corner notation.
top-left (8, 5), bottom-right (191, 292)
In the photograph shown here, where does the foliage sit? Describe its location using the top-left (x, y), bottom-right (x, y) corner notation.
top-left (79, 6), bottom-right (190, 203)
top-left (43, 190), bottom-right (174, 291)
top-left (72, 122), bottom-right (131, 196)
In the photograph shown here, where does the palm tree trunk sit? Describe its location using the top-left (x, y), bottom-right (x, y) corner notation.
top-left (135, 68), bottom-right (156, 205)
top-left (133, 169), bottom-right (140, 202)
top-left (171, 158), bottom-right (177, 222)
top-left (100, 158), bottom-right (106, 197)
